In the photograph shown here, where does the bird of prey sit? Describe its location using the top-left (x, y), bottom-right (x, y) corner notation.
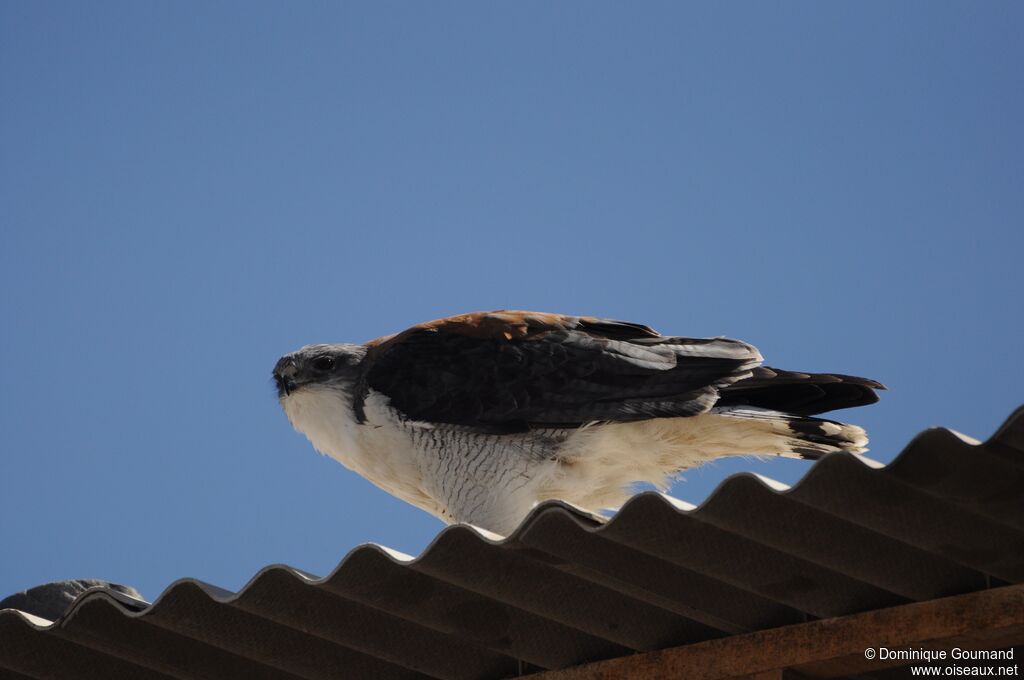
top-left (274, 310), bottom-right (883, 535)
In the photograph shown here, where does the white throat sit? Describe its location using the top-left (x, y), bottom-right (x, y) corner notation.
top-left (281, 384), bottom-right (362, 470)
top-left (280, 385), bottom-right (441, 516)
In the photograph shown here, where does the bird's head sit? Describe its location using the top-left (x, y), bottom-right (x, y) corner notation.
top-left (272, 343), bottom-right (367, 400)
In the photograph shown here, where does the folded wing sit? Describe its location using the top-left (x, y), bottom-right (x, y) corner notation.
top-left (362, 311), bottom-right (764, 431)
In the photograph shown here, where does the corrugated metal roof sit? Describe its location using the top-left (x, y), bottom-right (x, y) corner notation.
top-left (2, 406), bottom-right (1023, 679)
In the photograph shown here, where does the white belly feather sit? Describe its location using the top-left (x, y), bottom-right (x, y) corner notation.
top-left (282, 386), bottom-right (828, 534)
top-left (282, 386), bottom-right (564, 530)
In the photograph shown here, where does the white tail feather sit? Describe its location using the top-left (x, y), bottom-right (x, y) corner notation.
top-left (542, 408), bottom-right (869, 512)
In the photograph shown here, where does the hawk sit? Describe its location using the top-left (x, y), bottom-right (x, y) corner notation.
top-left (273, 310), bottom-right (883, 534)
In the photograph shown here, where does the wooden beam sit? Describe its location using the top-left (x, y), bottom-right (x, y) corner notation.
top-left (534, 584), bottom-right (1024, 680)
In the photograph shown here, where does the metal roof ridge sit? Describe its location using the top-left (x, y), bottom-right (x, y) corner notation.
top-left (2, 403), bottom-right (1021, 634)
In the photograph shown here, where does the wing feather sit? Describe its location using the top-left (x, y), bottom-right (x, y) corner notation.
top-left (361, 311), bottom-right (762, 431)
top-left (717, 367), bottom-right (885, 415)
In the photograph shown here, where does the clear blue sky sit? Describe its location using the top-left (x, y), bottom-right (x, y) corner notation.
top-left (2, 2), bottom-right (1022, 602)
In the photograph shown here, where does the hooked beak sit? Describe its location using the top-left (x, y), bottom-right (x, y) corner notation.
top-left (273, 357), bottom-right (299, 397)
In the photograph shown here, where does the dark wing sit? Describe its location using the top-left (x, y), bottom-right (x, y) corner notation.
top-left (360, 310), bottom-right (762, 431)
top-left (717, 367), bottom-right (885, 415)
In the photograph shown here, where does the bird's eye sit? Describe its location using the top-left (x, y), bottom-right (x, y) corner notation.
top-left (312, 356), bottom-right (336, 371)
